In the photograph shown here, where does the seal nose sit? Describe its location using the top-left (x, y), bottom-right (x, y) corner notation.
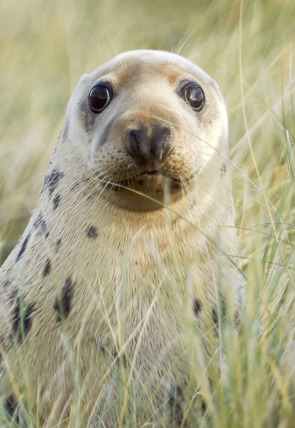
top-left (128, 125), bottom-right (171, 166)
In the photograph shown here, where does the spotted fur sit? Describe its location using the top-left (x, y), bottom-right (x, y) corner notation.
top-left (15, 233), bottom-right (31, 262)
top-left (56, 238), bottom-right (62, 249)
top-left (212, 307), bottom-right (219, 325)
top-left (42, 258), bottom-right (51, 276)
top-left (52, 194), bottom-right (60, 210)
top-left (0, 50), bottom-right (243, 426)
top-left (12, 298), bottom-right (35, 343)
top-left (53, 277), bottom-right (74, 321)
top-left (4, 394), bottom-right (19, 420)
top-left (220, 163), bottom-right (227, 174)
top-left (33, 212), bottom-right (47, 234)
top-left (43, 169), bottom-right (64, 197)
top-left (193, 298), bottom-right (202, 317)
top-left (87, 226), bottom-right (98, 238)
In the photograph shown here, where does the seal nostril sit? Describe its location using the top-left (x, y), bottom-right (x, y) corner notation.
top-left (128, 131), bottom-right (139, 157)
top-left (128, 125), bottom-right (171, 166)
top-left (128, 126), bottom-right (150, 164)
top-left (150, 126), bottom-right (171, 162)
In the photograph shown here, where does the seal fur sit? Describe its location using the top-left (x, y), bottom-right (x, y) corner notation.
top-left (0, 50), bottom-right (243, 426)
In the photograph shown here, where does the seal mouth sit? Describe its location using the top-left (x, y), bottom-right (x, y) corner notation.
top-left (95, 169), bottom-right (197, 212)
top-left (117, 170), bottom-right (183, 186)
top-left (96, 169), bottom-right (196, 193)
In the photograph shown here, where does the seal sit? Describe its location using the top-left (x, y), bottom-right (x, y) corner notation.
top-left (0, 50), bottom-right (243, 426)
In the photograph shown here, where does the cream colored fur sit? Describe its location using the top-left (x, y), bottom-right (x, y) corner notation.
top-left (0, 50), bottom-right (243, 426)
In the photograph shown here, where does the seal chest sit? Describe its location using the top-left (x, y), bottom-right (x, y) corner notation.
top-left (0, 50), bottom-right (242, 426)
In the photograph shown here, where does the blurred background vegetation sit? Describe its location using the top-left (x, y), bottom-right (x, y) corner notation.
top-left (0, 0), bottom-right (294, 425)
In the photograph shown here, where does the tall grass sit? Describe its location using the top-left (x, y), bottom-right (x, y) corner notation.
top-left (0, 0), bottom-right (294, 426)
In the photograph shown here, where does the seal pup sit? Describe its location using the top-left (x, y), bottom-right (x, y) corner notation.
top-left (0, 50), bottom-right (243, 426)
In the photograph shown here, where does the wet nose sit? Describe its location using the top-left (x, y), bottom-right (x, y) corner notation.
top-left (128, 125), bottom-right (171, 166)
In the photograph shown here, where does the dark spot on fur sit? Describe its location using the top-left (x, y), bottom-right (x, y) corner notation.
top-left (33, 212), bottom-right (47, 234)
top-left (53, 277), bottom-right (74, 321)
top-left (53, 194), bottom-right (60, 210)
top-left (45, 232), bottom-right (49, 239)
top-left (87, 226), bottom-right (98, 238)
top-left (56, 238), bottom-right (62, 250)
top-left (220, 163), bottom-right (227, 174)
top-left (212, 307), bottom-right (218, 324)
top-left (172, 218), bottom-right (178, 226)
top-left (15, 233), bottom-right (31, 262)
top-left (201, 399), bottom-right (207, 414)
top-left (44, 169), bottom-right (64, 197)
top-left (193, 298), bottom-right (202, 317)
top-left (12, 298), bottom-right (35, 343)
top-left (43, 259), bottom-right (51, 276)
top-left (112, 348), bottom-right (127, 367)
top-left (212, 298), bottom-right (227, 325)
top-left (70, 181), bottom-right (81, 191)
top-left (9, 289), bottom-right (17, 303)
top-left (4, 394), bottom-right (19, 420)
top-left (168, 386), bottom-right (183, 425)
top-left (4, 280), bottom-right (11, 287)
top-left (61, 118), bottom-right (69, 141)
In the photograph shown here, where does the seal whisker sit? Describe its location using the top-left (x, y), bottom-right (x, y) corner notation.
top-left (180, 178), bottom-right (195, 209)
top-left (175, 33), bottom-right (193, 58)
top-left (150, 114), bottom-right (277, 210)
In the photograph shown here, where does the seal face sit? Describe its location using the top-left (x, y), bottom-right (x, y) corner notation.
top-left (0, 50), bottom-right (242, 426)
top-left (69, 50), bottom-right (228, 211)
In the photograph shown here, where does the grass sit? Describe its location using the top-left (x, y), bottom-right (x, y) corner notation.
top-left (0, 0), bottom-right (294, 426)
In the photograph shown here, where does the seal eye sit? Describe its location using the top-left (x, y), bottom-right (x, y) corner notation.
top-left (88, 83), bottom-right (112, 113)
top-left (183, 84), bottom-right (205, 111)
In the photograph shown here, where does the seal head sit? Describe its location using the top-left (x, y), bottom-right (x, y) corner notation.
top-left (67, 50), bottom-right (228, 211)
